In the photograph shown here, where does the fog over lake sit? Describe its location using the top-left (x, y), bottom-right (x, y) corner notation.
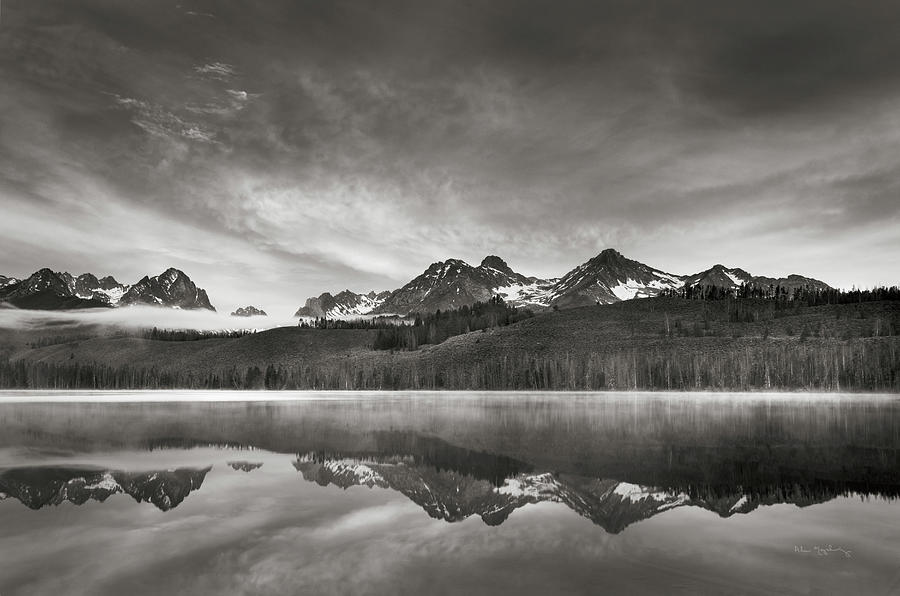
top-left (0, 392), bottom-right (898, 595)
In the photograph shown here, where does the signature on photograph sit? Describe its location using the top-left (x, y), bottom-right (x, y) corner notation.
top-left (794, 544), bottom-right (852, 558)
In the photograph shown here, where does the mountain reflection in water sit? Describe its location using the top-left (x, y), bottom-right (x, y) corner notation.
top-left (290, 443), bottom-right (900, 533)
top-left (0, 465), bottom-right (210, 510)
top-left (0, 392), bottom-right (898, 596)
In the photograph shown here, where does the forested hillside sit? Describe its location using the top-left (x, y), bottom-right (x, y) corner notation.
top-left (1, 295), bottom-right (898, 391)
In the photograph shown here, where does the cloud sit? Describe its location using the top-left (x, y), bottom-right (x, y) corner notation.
top-left (193, 62), bottom-right (236, 80)
top-left (111, 94), bottom-right (220, 144)
top-left (226, 89), bottom-right (248, 101)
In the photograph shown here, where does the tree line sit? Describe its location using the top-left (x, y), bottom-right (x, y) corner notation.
top-left (297, 316), bottom-right (406, 330)
top-left (142, 327), bottom-right (256, 341)
top-left (3, 336), bottom-right (896, 391)
top-left (663, 284), bottom-right (900, 305)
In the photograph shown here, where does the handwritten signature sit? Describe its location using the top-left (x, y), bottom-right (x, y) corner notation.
top-left (794, 544), bottom-right (852, 558)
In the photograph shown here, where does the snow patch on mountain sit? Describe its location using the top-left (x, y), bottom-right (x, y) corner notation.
top-left (497, 473), bottom-right (562, 498)
top-left (322, 460), bottom-right (386, 487)
top-left (612, 482), bottom-right (687, 507)
top-left (94, 286), bottom-right (126, 305)
top-left (725, 270), bottom-right (745, 286)
top-left (493, 281), bottom-right (557, 306)
top-left (83, 472), bottom-right (120, 492)
top-left (729, 495), bottom-right (749, 512)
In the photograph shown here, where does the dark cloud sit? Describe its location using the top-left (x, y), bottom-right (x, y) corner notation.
top-left (1, 0), bottom-right (898, 314)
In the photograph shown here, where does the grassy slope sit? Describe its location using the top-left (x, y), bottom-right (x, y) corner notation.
top-left (11, 326), bottom-right (375, 371)
top-left (410, 298), bottom-right (900, 365)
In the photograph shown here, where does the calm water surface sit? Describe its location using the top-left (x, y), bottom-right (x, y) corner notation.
top-left (0, 391), bottom-right (898, 595)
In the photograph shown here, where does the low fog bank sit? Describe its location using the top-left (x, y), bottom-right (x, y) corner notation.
top-left (0, 305), bottom-right (296, 332)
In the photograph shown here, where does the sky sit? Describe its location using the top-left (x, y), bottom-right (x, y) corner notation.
top-left (1, 0), bottom-right (899, 316)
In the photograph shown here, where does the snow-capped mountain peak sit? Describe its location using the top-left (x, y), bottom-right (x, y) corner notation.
top-left (682, 264), bottom-right (830, 292)
top-left (293, 289), bottom-right (392, 318)
top-left (0, 266), bottom-right (216, 311)
top-left (119, 268), bottom-right (215, 311)
top-left (547, 250), bottom-right (684, 308)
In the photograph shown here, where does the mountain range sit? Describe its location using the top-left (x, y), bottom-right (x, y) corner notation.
top-left (294, 290), bottom-right (392, 318)
top-left (294, 249), bottom-right (831, 318)
top-left (0, 267), bottom-right (215, 311)
top-left (0, 249), bottom-right (831, 316)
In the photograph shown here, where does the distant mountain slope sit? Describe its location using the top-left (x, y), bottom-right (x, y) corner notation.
top-left (73, 273), bottom-right (128, 304)
top-left (683, 264), bottom-right (830, 292)
top-left (548, 248), bottom-right (684, 308)
top-left (296, 248), bottom-right (836, 319)
top-left (300, 250), bottom-right (689, 317)
top-left (372, 256), bottom-right (547, 315)
top-left (682, 264), bottom-right (752, 288)
top-left (231, 306), bottom-right (267, 317)
top-left (294, 290), bottom-right (391, 318)
top-left (0, 269), bottom-right (112, 310)
top-left (0, 267), bottom-right (217, 311)
top-left (120, 268), bottom-right (215, 310)
top-left (293, 256), bottom-right (555, 318)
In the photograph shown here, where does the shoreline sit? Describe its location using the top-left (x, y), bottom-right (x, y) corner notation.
top-left (0, 389), bottom-right (897, 403)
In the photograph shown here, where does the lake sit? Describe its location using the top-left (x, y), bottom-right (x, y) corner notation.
top-left (0, 391), bottom-right (898, 595)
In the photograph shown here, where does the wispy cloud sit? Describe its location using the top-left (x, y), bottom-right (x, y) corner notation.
top-left (225, 89), bottom-right (249, 102)
top-left (111, 94), bottom-right (219, 144)
top-left (193, 62), bottom-right (236, 81)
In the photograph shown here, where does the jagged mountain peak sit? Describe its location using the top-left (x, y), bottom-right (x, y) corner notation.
top-left (423, 259), bottom-right (473, 278)
top-left (682, 264), bottom-right (829, 292)
top-left (596, 247), bottom-right (624, 261)
top-left (712, 264), bottom-right (751, 275)
top-left (231, 305), bottom-right (267, 317)
top-left (479, 255), bottom-right (514, 275)
top-left (160, 267), bottom-right (187, 284)
top-left (334, 289), bottom-right (361, 300)
top-left (550, 249), bottom-right (684, 308)
top-left (0, 266), bottom-right (213, 311)
top-left (294, 288), bottom-right (392, 318)
top-left (588, 248), bottom-right (645, 269)
top-left (682, 264), bottom-right (752, 288)
top-left (120, 268), bottom-right (215, 311)
top-left (373, 256), bottom-right (538, 315)
top-left (0, 268), bottom-right (113, 310)
top-left (76, 272), bottom-right (99, 285)
top-left (97, 275), bottom-right (120, 288)
top-left (23, 268), bottom-right (71, 292)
